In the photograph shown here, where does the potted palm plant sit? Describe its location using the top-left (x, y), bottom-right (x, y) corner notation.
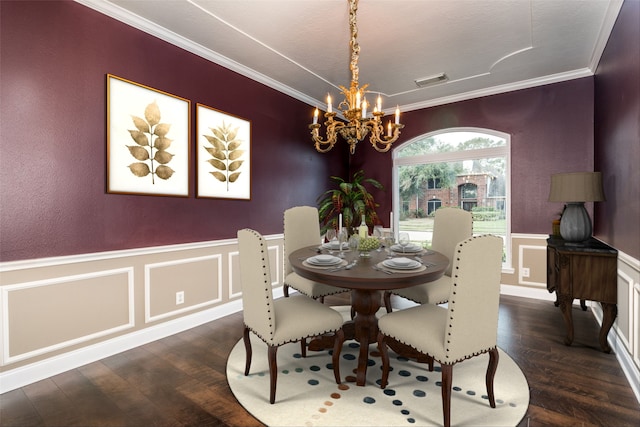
top-left (317, 170), bottom-right (384, 236)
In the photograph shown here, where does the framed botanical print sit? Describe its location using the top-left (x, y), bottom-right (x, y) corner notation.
top-left (196, 103), bottom-right (251, 200)
top-left (107, 74), bottom-right (190, 197)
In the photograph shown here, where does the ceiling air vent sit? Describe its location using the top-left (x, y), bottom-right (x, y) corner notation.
top-left (414, 73), bottom-right (448, 88)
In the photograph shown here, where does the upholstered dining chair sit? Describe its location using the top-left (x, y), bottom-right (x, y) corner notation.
top-left (377, 235), bottom-right (504, 427)
top-left (237, 228), bottom-right (345, 404)
top-left (283, 206), bottom-right (349, 302)
top-left (384, 207), bottom-right (473, 312)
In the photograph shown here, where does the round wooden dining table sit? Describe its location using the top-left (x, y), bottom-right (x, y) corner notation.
top-left (289, 245), bottom-right (448, 386)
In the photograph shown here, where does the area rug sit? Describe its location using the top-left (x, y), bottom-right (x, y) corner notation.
top-left (227, 307), bottom-right (529, 427)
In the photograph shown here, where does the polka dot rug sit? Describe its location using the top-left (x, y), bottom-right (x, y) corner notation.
top-left (227, 309), bottom-right (529, 426)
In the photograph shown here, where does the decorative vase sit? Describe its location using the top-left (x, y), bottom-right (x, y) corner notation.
top-left (559, 202), bottom-right (592, 243)
top-left (359, 250), bottom-right (371, 258)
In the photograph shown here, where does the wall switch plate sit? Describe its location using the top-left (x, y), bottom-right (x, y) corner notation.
top-left (176, 291), bottom-right (185, 305)
top-left (522, 268), bottom-right (530, 278)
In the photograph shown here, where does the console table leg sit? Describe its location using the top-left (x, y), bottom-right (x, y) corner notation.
top-left (599, 303), bottom-right (617, 353)
top-left (558, 294), bottom-right (574, 346)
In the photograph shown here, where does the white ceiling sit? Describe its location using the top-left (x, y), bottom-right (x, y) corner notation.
top-left (78, 0), bottom-right (623, 114)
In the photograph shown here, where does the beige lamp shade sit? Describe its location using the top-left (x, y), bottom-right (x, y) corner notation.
top-left (548, 172), bottom-right (605, 202)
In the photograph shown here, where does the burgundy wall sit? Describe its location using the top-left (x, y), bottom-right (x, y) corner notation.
top-left (0, 1), bottom-right (347, 261)
top-left (2, 1), bottom-right (636, 263)
top-left (594, 0), bottom-right (640, 259)
top-left (351, 79), bottom-right (595, 235)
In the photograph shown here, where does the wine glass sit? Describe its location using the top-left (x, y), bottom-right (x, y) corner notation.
top-left (348, 235), bottom-right (360, 252)
top-left (325, 229), bottom-right (337, 253)
top-left (398, 232), bottom-right (410, 254)
top-left (337, 228), bottom-right (348, 258)
top-left (384, 233), bottom-right (395, 259)
top-left (373, 226), bottom-right (383, 252)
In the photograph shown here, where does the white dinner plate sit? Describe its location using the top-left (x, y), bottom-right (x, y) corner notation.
top-left (391, 244), bottom-right (422, 253)
top-left (322, 241), bottom-right (348, 250)
top-left (383, 257), bottom-right (421, 270)
top-left (306, 255), bottom-right (342, 266)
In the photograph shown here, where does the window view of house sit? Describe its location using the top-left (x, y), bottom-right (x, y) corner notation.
top-left (393, 129), bottom-right (510, 264)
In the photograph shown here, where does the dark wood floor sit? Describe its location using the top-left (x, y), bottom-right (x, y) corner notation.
top-left (1, 294), bottom-right (639, 426)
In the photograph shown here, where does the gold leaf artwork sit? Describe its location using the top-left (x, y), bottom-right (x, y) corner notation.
top-left (126, 101), bottom-right (175, 184)
top-left (203, 121), bottom-right (244, 191)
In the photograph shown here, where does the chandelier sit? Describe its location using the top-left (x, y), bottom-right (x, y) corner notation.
top-left (309, 0), bottom-right (404, 154)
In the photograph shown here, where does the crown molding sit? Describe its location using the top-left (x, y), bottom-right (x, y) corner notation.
top-left (75, 0), bottom-right (618, 113)
top-left (74, 0), bottom-right (317, 107)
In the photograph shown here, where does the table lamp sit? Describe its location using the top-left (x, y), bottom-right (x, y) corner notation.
top-left (548, 172), bottom-right (605, 244)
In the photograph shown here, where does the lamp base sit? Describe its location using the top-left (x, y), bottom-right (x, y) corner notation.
top-left (559, 202), bottom-right (592, 243)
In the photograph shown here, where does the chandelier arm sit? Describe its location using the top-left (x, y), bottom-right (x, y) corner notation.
top-left (367, 120), bottom-right (405, 153)
top-left (310, 117), bottom-right (345, 153)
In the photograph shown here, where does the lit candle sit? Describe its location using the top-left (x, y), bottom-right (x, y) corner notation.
top-left (387, 121), bottom-right (392, 137)
top-left (361, 98), bottom-right (367, 118)
top-left (356, 91), bottom-right (361, 109)
top-left (395, 106), bottom-right (400, 124)
top-left (338, 213), bottom-right (343, 234)
top-left (327, 94), bottom-right (332, 113)
top-left (377, 94), bottom-right (382, 112)
top-left (313, 108), bottom-right (318, 124)
top-left (373, 105), bottom-right (379, 120)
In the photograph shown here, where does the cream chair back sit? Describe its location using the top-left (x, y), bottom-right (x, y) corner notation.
top-left (237, 228), bottom-right (276, 344)
top-left (443, 235), bottom-right (503, 363)
top-left (284, 206), bottom-right (322, 276)
top-left (431, 208), bottom-right (473, 277)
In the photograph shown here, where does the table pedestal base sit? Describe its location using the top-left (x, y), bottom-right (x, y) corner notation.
top-left (308, 290), bottom-right (433, 385)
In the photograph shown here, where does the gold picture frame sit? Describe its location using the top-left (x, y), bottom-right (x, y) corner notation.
top-left (196, 103), bottom-right (251, 200)
top-left (107, 74), bottom-right (190, 197)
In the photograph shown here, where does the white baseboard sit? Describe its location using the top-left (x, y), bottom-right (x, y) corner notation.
top-left (500, 284), bottom-right (556, 301)
top-left (0, 291), bottom-right (261, 394)
top-left (591, 302), bottom-right (640, 404)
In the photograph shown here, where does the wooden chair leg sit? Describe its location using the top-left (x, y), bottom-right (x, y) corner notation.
top-left (486, 347), bottom-right (499, 408)
top-left (441, 364), bottom-right (453, 427)
top-left (377, 332), bottom-right (390, 389)
top-left (283, 284), bottom-right (290, 297)
top-left (300, 338), bottom-right (307, 357)
top-left (332, 328), bottom-right (345, 384)
top-left (243, 326), bottom-right (252, 376)
top-left (268, 345), bottom-right (278, 404)
top-left (383, 291), bottom-right (393, 313)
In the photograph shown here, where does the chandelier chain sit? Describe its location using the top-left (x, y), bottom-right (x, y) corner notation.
top-left (349, 0), bottom-right (360, 87)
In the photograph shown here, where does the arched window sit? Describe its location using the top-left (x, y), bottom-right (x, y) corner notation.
top-left (392, 128), bottom-right (511, 267)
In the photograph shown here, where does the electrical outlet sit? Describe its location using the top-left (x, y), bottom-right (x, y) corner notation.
top-left (176, 291), bottom-right (185, 305)
top-left (522, 268), bottom-right (530, 278)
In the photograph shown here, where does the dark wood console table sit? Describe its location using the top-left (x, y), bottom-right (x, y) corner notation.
top-left (546, 237), bottom-right (618, 353)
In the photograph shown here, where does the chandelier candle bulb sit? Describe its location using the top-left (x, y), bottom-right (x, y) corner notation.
top-left (395, 106), bottom-right (400, 124)
top-left (313, 108), bottom-right (318, 124)
top-left (377, 94), bottom-right (382, 111)
top-left (327, 94), bottom-right (332, 113)
top-left (362, 99), bottom-right (367, 118)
